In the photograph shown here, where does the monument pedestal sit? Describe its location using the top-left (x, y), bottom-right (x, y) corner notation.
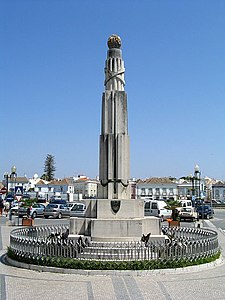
top-left (90, 216), bottom-right (160, 241)
top-left (69, 199), bottom-right (161, 242)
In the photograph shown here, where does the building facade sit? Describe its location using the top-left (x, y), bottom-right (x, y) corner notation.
top-left (212, 181), bottom-right (225, 203)
top-left (136, 178), bottom-right (177, 200)
top-left (74, 178), bottom-right (98, 199)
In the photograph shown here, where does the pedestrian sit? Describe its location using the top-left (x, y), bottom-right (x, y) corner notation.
top-left (26, 207), bottom-right (31, 217)
top-left (4, 201), bottom-right (10, 217)
top-left (0, 200), bottom-right (4, 216)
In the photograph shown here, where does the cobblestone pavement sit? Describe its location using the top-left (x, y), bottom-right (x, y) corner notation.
top-left (1, 217), bottom-right (225, 300)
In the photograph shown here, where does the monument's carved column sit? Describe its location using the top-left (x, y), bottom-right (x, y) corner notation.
top-left (98, 35), bottom-right (130, 199)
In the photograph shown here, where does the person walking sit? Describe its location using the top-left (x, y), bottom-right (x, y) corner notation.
top-left (4, 201), bottom-right (10, 217)
top-left (0, 200), bottom-right (4, 216)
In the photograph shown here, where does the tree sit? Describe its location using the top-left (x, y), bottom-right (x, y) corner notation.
top-left (42, 154), bottom-right (56, 181)
top-left (165, 200), bottom-right (181, 221)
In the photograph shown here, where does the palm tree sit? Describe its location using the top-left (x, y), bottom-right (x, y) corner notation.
top-left (165, 200), bottom-right (181, 221)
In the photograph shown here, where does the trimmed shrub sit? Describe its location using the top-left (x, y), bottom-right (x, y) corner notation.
top-left (7, 247), bottom-right (220, 271)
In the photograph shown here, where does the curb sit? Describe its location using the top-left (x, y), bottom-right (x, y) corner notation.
top-left (4, 254), bottom-right (224, 277)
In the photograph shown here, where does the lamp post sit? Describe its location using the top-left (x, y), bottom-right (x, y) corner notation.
top-left (188, 174), bottom-right (195, 205)
top-left (193, 164), bottom-right (203, 221)
top-left (10, 166), bottom-right (17, 191)
top-left (4, 172), bottom-right (9, 194)
top-left (10, 166), bottom-right (17, 222)
top-left (194, 165), bottom-right (201, 202)
top-left (4, 166), bottom-right (17, 221)
top-left (4, 172), bottom-right (11, 220)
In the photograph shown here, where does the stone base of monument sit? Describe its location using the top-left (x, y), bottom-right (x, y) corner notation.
top-left (90, 217), bottom-right (160, 241)
top-left (70, 216), bottom-right (161, 242)
top-left (69, 199), bottom-right (161, 242)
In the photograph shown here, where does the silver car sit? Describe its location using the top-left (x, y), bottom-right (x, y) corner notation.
top-left (70, 203), bottom-right (86, 217)
top-left (44, 203), bottom-right (70, 219)
top-left (67, 202), bottom-right (83, 210)
top-left (10, 201), bottom-right (19, 215)
top-left (18, 203), bottom-right (45, 218)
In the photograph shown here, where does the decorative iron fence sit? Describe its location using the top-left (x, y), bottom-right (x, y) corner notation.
top-left (9, 225), bottom-right (219, 262)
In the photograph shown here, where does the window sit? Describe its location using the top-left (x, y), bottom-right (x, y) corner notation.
top-left (152, 203), bottom-right (158, 209)
top-left (215, 189), bottom-right (219, 198)
top-left (72, 204), bottom-right (86, 211)
top-left (145, 202), bottom-right (150, 209)
top-left (169, 188), bottom-right (174, 195)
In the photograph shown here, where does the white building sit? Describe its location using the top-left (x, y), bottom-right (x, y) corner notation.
top-left (74, 178), bottom-right (98, 199)
top-left (212, 181), bottom-right (225, 203)
top-left (34, 179), bottom-right (49, 194)
top-left (2, 176), bottom-right (29, 193)
top-left (48, 178), bottom-right (74, 194)
top-left (136, 177), bottom-right (177, 200)
top-left (177, 179), bottom-right (193, 200)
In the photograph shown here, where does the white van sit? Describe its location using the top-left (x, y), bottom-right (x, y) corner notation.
top-left (177, 200), bottom-right (197, 222)
top-left (144, 200), bottom-right (172, 221)
top-left (177, 200), bottom-right (193, 212)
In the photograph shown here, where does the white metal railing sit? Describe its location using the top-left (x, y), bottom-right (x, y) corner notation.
top-left (9, 225), bottom-right (219, 262)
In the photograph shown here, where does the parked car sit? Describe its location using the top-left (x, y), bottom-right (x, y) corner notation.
top-left (6, 194), bottom-right (15, 202)
top-left (37, 197), bottom-right (47, 204)
top-left (43, 203), bottom-right (70, 219)
top-left (21, 194), bottom-right (30, 200)
top-left (67, 202), bottom-right (84, 210)
top-left (205, 199), bottom-right (222, 205)
top-left (144, 200), bottom-right (172, 221)
top-left (179, 207), bottom-right (197, 222)
top-left (196, 205), bottom-right (214, 219)
top-left (18, 203), bottom-right (45, 218)
top-left (50, 196), bottom-right (62, 202)
top-left (50, 199), bottom-right (67, 205)
top-left (70, 203), bottom-right (86, 217)
top-left (67, 202), bottom-right (77, 210)
top-left (177, 200), bottom-right (193, 210)
top-left (194, 198), bottom-right (202, 207)
top-left (10, 201), bottom-right (19, 215)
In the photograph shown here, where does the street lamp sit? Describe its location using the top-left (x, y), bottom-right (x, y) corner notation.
top-left (193, 164), bottom-right (204, 221)
top-left (187, 174), bottom-right (195, 204)
top-left (4, 166), bottom-right (17, 221)
top-left (4, 172), bottom-right (9, 194)
top-left (10, 166), bottom-right (17, 191)
top-left (194, 164), bottom-right (201, 202)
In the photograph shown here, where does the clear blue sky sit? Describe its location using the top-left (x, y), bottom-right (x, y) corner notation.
top-left (1, 0), bottom-right (225, 180)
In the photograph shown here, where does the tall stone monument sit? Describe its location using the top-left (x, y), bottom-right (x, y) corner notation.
top-left (98, 34), bottom-right (130, 200)
top-left (70, 35), bottom-right (160, 241)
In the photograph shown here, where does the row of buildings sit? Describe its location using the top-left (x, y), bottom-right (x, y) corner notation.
top-left (1, 172), bottom-right (225, 203)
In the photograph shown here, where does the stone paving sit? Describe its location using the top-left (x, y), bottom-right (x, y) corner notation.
top-left (1, 217), bottom-right (225, 300)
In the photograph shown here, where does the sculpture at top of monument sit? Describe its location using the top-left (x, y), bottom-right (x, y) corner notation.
top-left (98, 34), bottom-right (130, 200)
top-left (107, 34), bottom-right (122, 49)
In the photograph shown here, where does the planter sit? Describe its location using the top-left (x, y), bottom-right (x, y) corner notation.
top-left (22, 218), bottom-right (34, 226)
top-left (167, 219), bottom-right (180, 227)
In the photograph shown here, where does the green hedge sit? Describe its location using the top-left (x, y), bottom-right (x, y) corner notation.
top-left (7, 247), bottom-right (220, 271)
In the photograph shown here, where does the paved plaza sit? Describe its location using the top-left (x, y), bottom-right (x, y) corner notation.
top-left (0, 218), bottom-right (225, 300)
